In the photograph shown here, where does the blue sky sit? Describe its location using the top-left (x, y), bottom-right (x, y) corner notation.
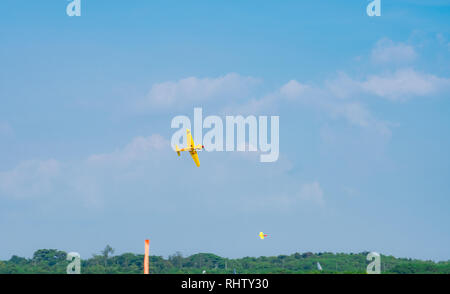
top-left (0, 0), bottom-right (449, 261)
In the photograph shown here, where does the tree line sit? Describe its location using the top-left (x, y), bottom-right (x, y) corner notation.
top-left (1, 246), bottom-right (449, 274)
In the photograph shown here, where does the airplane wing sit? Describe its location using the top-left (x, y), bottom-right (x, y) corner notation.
top-left (186, 129), bottom-right (194, 148)
top-left (190, 150), bottom-right (200, 167)
top-left (185, 129), bottom-right (201, 167)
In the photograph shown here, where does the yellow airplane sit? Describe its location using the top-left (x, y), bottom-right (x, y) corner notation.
top-left (259, 232), bottom-right (268, 239)
top-left (175, 129), bottom-right (204, 167)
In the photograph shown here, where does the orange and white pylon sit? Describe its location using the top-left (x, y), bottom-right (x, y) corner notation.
top-left (144, 239), bottom-right (150, 274)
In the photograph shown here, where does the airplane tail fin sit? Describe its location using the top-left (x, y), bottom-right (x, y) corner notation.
top-left (175, 145), bottom-right (181, 156)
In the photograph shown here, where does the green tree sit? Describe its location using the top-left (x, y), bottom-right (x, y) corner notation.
top-left (101, 245), bottom-right (115, 268)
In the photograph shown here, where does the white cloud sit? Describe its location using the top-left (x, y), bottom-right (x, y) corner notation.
top-left (243, 181), bottom-right (326, 211)
top-left (87, 134), bottom-right (168, 165)
top-left (298, 181), bottom-right (325, 206)
top-left (138, 50), bottom-right (448, 136)
top-left (144, 73), bottom-right (260, 109)
top-left (225, 80), bottom-right (311, 115)
top-left (279, 80), bottom-right (309, 99)
top-left (0, 159), bottom-right (60, 199)
top-left (281, 79), bottom-right (393, 136)
top-left (325, 72), bottom-right (363, 99)
top-left (327, 102), bottom-right (392, 136)
top-left (0, 134), bottom-right (169, 202)
top-left (326, 68), bottom-right (450, 101)
top-left (361, 69), bottom-right (450, 101)
top-left (221, 93), bottom-right (275, 115)
top-left (371, 39), bottom-right (417, 65)
top-left (231, 77), bottom-right (392, 136)
top-left (232, 66), bottom-right (447, 136)
top-left (436, 33), bottom-right (450, 51)
top-left (329, 102), bottom-right (371, 128)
